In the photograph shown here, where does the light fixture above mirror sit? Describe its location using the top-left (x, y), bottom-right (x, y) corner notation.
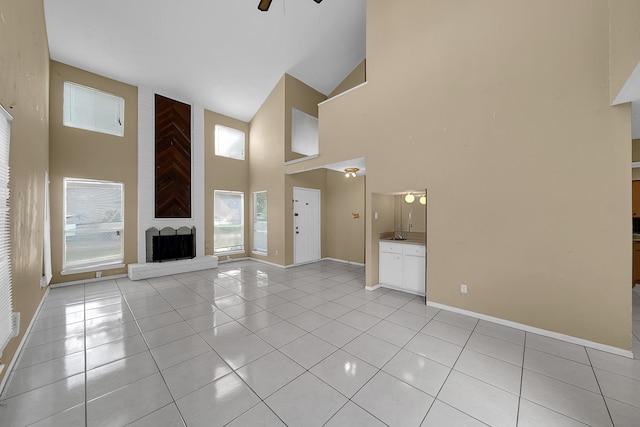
top-left (344, 167), bottom-right (359, 178)
top-left (404, 192), bottom-right (426, 204)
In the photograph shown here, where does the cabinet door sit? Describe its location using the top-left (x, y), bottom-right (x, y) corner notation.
top-left (633, 181), bottom-right (640, 218)
top-left (379, 251), bottom-right (403, 287)
top-left (634, 244), bottom-right (640, 286)
top-left (403, 254), bottom-right (425, 294)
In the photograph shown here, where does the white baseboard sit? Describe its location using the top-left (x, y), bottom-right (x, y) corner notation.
top-left (322, 257), bottom-right (365, 267)
top-left (50, 274), bottom-right (128, 288)
top-left (0, 286), bottom-right (50, 396)
top-left (368, 283), bottom-right (424, 297)
top-left (128, 256), bottom-right (218, 280)
top-left (427, 301), bottom-right (634, 359)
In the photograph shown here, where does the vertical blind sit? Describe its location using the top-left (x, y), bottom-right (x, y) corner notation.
top-left (0, 104), bottom-right (13, 356)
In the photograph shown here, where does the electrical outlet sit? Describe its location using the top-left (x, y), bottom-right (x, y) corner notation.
top-left (96, 271), bottom-right (102, 278)
top-left (460, 284), bottom-right (468, 294)
top-left (275, 249), bottom-right (279, 256)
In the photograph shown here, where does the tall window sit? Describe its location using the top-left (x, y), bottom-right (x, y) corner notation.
top-left (214, 190), bottom-right (244, 253)
top-left (0, 105), bottom-right (14, 355)
top-left (63, 81), bottom-right (124, 137)
top-left (214, 125), bottom-right (245, 160)
top-left (63, 178), bottom-right (124, 271)
top-left (253, 191), bottom-right (267, 255)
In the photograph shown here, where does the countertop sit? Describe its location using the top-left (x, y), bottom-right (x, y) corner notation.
top-left (379, 231), bottom-right (425, 246)
top-left (380, 238), bottom-right (425, 246)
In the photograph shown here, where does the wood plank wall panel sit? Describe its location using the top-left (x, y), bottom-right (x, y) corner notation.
top-left (155, 94), bottom-right (192, 218)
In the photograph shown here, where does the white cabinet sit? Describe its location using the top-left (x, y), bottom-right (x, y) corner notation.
top-left (379, 241), bottom-right (425, 295)
top-left (379, 243), bottom-right (403, 288)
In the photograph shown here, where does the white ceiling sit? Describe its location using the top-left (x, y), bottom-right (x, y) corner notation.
top-left (43, 0), bottom-right (366, 123)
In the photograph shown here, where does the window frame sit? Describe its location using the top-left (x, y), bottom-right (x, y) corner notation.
top-left (252, 191), bottom-right (268, 255)
top-left (62, 178), bottom-right (125, 274)
top-left (214, 124), bottom-right (245, 160)
top-left (0, 104), bottom-right (14, 355)
top-left (213, 190), bottom-right (245, 255)
top-left (63, 81), bottom-right (125, 137)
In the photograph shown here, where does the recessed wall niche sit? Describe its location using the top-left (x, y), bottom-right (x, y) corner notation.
top-left (155, 94), bottom-right (191, 218)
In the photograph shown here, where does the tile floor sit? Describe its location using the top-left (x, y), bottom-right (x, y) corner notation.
top-left (1, 260), bottom-right (640, 426)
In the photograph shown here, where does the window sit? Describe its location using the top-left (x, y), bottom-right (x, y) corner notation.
top-left (215, 125), bottom-right (245, 160)
top-left (63, 178), bottom-right (124, 271)
top-left (214, 190), bottom-right (244, 253)
top-left (0, 104), bottom-right (14, 356)
top-left (291, 108), bottom-right (319, 156)
top-left (253, 191), bottom-right (267, 254)
top-left (63, 81), bottom-right (124, 137)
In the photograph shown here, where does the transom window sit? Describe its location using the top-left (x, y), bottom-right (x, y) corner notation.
top-left (63, 81), bottom-right (124, 137)
top-left (214, 125), bottom-right (245, 160)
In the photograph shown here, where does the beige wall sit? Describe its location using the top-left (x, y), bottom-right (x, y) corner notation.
top-left (285, 75), bottom-right (327, 162)
top-left (288, 0), bottom-right (633, 350)
top-left (326, 171), bottom-right (365, 263)
top-left (329, 60), bottom-right (367, 98)
top-left (632, 139), bottom-right (640, 163)
top-left (610, 0), bottom-right (640, 102)
top-left (249, 77), bottom-right (286, 265)
top-left (49, 61), bottom-right (138, 283)
top-left (0, 0), bottom-right (50, 382)
top-left (204, 110), bottom-right (250, 258)
top-left (370, 193), bottom-right (396, 284)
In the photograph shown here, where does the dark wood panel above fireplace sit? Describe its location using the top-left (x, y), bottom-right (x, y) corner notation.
top-left (155, 94), bottom-right (191, 218)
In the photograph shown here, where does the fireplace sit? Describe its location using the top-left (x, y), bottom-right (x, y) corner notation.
top-left (146, 226), bottom-right (196, 262)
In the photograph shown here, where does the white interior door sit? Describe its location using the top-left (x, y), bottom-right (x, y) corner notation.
top-left (294, 187), bottom-right (320, 264)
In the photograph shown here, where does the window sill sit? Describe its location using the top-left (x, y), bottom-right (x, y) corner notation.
top-left (214, 250), bottom-right (245, 257)
top-left (61, 262), bottom-right (126, 276)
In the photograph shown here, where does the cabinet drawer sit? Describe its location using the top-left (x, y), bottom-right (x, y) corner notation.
top-left (403, 245), bottom-right (425, 257)
top-left (380, 242), bottom-right (403, 254)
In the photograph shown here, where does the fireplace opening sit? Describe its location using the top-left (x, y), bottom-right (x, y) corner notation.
top-left (146, 226), bottom-right (196, 262)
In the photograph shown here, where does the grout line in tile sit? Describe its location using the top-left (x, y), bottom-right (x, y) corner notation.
top-left (585, 342), bottom-right (616, 427)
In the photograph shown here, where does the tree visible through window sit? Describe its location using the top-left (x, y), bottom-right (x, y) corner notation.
top-left (214, 190), bottom-right (244, 253)
top-left (253, 191), bottom-right (267, 254)
top-left (64, 178), bottom-right (124, 271)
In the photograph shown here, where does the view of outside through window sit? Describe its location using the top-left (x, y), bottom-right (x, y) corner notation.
top-left (253, 191), bottom-right (267, 254)
top-left (214, 125), bottom-right (245, 160)
top-left (64, 179), bottom-right (123, 269)
top-left (214, 190), bottom-right (244, 253)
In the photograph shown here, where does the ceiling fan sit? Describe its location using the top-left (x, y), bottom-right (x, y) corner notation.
top-left (258, 0), bottom-right (323, 12)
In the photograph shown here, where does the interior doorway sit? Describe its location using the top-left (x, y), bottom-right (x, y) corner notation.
top-left (293, 187), bottom-right (321, 264)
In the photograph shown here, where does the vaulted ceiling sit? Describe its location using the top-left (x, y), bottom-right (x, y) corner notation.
top-left (44, 0), bottom-right (366, 122)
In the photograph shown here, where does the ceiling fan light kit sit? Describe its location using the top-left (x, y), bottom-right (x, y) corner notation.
top-left (258, 0), bottom-right (323, 12)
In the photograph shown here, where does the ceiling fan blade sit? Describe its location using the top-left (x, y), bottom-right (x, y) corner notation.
top-left (314, 0), bottom-right (323, 3)
top-left (258, 0), bottom-right (272, 11)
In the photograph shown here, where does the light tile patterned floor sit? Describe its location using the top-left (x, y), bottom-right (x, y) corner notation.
top-left (1, 259), bottom-right (640, 426)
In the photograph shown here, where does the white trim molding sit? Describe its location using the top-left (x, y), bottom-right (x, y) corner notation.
top-left (427, 301), bottom-right (633, 359)
top-left (0, 286), bottom-right (49, 396)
